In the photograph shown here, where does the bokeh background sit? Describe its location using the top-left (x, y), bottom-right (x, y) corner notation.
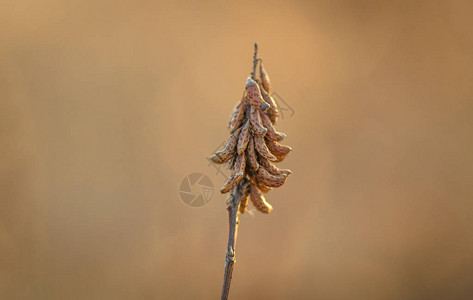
top-left (1, 0), bottom-right (473, 299)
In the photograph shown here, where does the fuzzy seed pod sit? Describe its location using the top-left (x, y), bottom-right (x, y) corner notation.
top-left (245, 137), bottom-right (259, 171)
top-left (253, 177), bottom-right (272, 193)
top-left (256, 167), bottom-right (288, 188)
top-left (220, 153), bottom-right (246, 193)
top-left (228, 154), bottom-right (236, 170)
top-left (259, 109), bottom-right (286, 141)
top-left (237, 119), bottom-right (251, 154)
top-left (211, 54), bottom-right (292, 212)
top-left (211, 127), bottom-right (242, 163)
top-left (234, 153), bottom-right (246, 174)
top-left (228, 97), bottom-right (246, 133)
top-left (259, 62), bottom-right (272, 94)
top-left (249, 184), bottom-right (272, 213)
top-left (220, 170), bottom-right (244, 194)
top-left (259, 83), bottom-right (278, 124)
top-left (258, 156), bottom-right (292, 176)
top-left (245, 78), bottom-right (270, 111)
top-left (239, 193), bottom-right (249, 213)
top-left (254, 134), bottom-right (277, 161)
top-left (266, 139), bottom-right (292, 162)
top-left (249, 106), bottom-right (267, 137)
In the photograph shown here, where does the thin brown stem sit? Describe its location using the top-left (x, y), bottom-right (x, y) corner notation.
top-left (221, 45), bottom-right (259, 299)
top-left (220, 178), bottom-right (249, 300)
top-left (251, 43), bottom-right (259, 80)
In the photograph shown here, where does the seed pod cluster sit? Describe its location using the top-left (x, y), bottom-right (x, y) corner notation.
top-left (211, 62), bottom-right (292, 214)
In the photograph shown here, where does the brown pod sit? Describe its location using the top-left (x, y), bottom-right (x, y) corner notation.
top-left (256, 166), bottom-right (288, 188)
top-left (220, 170), bottom-right (244, 194)
top-left (210, 127), bottom-right (242, 163)
top-left (249, 184), bottom-right (273, 214)
top-left (234, 152), bottom-right (246, 174)
top-left (245, 136), bottom-right (259, 171)
top-left (259, 62), bottom-right (272, 94)
top-left (245, 78), bottom-right (270, 111)
top-left (259, 83), bottom-right (278, 124)
top-left (258, 156), bottom-right (292, 176)
top-left (237, 119), bottom-right (251, 154)
top-left (249, 106), bottom-right (267, 137)
top-left (228, 97), bottom-right (245, 133)
top-left (239, 193), bottom-right (249, 214)
top-left (221, 153), bottom-right (246, 193)
top-left (259, 110), bottom-right (286, 141)
top-left (253, 177), bottom-right (272, 193)
top-left (266, 139), bottom-right (292, 160)
top-left (228, 154), bottom-right (236, 170)
top-left (254, 134), bottom-right (277, 161)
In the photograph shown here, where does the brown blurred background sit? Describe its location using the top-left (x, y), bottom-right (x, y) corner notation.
top-left (1, 0), bottom-right (473, 299)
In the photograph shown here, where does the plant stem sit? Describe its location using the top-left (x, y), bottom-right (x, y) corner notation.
top-left (221, 44), bottom-right (259, 300)
top-left (251, 43), bottom-right (259, 80)
top-left (220, 178), bottom-right (249, 300)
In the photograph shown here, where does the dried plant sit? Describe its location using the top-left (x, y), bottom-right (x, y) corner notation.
top-left (211, 44), bottom-right (292, 300)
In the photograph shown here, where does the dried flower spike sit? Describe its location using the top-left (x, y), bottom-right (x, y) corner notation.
top-left (215, 44), bottom-right (293, 300)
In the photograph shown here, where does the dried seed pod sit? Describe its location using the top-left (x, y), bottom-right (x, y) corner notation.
top-left (249, 184), bottom-right (273, 213)
top-left (210, 127), bottom-right (242, 163)
top-left (228, 97), bottom-right (245, 133)
top-left (220, 170), bottom-right (244, 194)
top-left (259, 62), bottom-right (272, 94)
top-left (234, 152), bottom-right (246, 174)
top-left (256, 167), bottom-right (288, 188)
top-left (239, 193), bottom-right (249, 214)
top-left (254, 134), bottom-right (277, 161)
top-left (237, 119), bottom-right (251, 154)
top-left (228, 154), bottom-right (236, 170)
top-left (249, 106), bottom-right (267, 137)
top-left (245, 137), bottom-right (259, 171)
top-left (253, 177), bottom-right (272, 193)
top-left (266, 139), bottom-right (292, 161)
top-left (211, 49), bottom-right (292, 215)
top-left (259, 110), bottom-right (286, 141)
top-left (259, 83), bottom-right (278, 124)
top-left (245, 78), bottom-right (270, 111)
top-left (220, 154), bottom-right (246, 193)
top-left (258, 156), bottom-right (292, 176)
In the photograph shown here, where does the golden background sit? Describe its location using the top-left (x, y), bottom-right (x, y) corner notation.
top-left (1, 0), bottom-right (473, 299)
